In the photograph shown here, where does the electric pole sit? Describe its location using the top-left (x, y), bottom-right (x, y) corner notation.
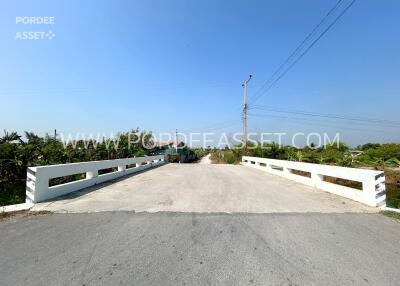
top-left (175, 129), bottom-right (178, 152)
top-left (242, 75), bottom-right (252, 152)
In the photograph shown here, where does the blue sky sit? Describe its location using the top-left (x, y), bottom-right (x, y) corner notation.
top-left (0, 0), bottom-right (399, 146)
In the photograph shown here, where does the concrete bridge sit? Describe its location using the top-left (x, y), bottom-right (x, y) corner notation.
top-left (31, 161), bottom-right (376, 214)
top-left (1, 155), bottom-right (399, 285)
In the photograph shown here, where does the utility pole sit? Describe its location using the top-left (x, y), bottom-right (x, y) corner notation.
top-left (175, 129), bottom-right (178, 152)
top-left (175, 129), bottom-right (181, 163)
top-left (54, 129), bottom-right (57, 140)
top-left (242, 75), bottom-right (252, 152)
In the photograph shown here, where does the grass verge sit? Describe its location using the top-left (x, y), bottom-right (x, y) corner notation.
top-left (381, 211), bottom-right (400, 220)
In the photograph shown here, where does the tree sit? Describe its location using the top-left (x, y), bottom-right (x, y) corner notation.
top-left (0, 130), bottom-right (22, 144)
top-left (359, 143), bottom-right (381, 151)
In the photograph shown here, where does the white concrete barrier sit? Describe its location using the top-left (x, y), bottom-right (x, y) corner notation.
top-left (242, 156), bottom-right (386, 207)
top-left (0, 202), bottom-right (33, 213)
top-left (26, 155), bottom-right (166, 203)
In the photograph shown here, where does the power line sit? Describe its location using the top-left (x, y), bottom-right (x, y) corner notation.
top-left (199, 1), bottom-right (355, 134)
top-left (247, 113), bottom-right (394, 134)
top-left (250, 105), bottom-right (400, 127)
top-left (249, 112), bottom-right (400, 129)
top-left (250, 0), bottom-right (344, 102)
top-left (167, 1), bottom-right (358, 138)
top-left (248, 112), bottom-right (389, 130)
top-left (0, 88), bottom-right (89, 95)
top-left (180, 118), bottom-right (242, 133)
top-left (250, 0), bottom-right (356, 105)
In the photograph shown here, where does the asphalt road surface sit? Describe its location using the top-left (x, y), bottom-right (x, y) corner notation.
top-left (1, 212), bottom-right (400, 285)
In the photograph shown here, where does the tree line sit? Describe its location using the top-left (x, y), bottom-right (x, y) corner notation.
top-left (0, 129), bottom-right (155, 184)
top-left (210, 142), bottom-right (400, 169)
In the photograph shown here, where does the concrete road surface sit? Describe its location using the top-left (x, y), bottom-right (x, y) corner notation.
top-left (33, 164), bottom-right (375, 213)
top-left (1, 212), bottom-right (400, 285)
top-left (199, 154), bottom-right (211, 164)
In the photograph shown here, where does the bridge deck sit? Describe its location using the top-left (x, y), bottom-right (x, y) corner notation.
top-left (33, 163), bottom-right (374, 213)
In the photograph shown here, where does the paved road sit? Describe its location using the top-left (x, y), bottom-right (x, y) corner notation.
top-left (1, 212), bottom-right (400, 285)
top-left (33, 164), bottom-right (374, 213)
top-left (199, 154), bottom-right (211, 164)
top-left (3, 164), bottom-right (400, 285)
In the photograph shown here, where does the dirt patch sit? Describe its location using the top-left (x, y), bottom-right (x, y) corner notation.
top-left (0, 210), bottom-right (53, 221)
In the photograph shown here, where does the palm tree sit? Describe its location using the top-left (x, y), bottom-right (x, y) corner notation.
top-left (0, 130), bottom-right (22, 144)
top-left (24, 131), bottom-right (43, 144)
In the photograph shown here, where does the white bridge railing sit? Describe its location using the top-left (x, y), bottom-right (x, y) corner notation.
top-left (242, 156), bottom-right (386, 207)
top-left (26, 155), bottom-right (166, 203)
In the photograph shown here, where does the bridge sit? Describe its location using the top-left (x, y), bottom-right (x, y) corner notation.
top-left (30, 159), bottom-right (378, 214)
top-left (1, 155), bottom-right (399, 285)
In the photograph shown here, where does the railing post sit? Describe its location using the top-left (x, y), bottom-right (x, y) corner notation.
top-left (362, 177), bottom-right (375, 206)
top-left (86, 169), bottom-right (98, 179)
top-left (283, 167), bottom-right (291, 175)
top-left (362, 174), bottom-right (385, 207)
top-left (118, 165), bottom-right (126, 172)
top-left (29, 168), bottom-right (49, 203)
top-left (311, 172), bottom-right (324, 188)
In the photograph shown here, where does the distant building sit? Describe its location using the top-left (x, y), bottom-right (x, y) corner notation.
top-left (151, 141), bottom-right (196, 163)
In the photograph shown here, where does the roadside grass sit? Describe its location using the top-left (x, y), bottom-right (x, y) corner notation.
top-left (210, 150), bottom-right (241, 164)
top-left (0, 210), bottom-right (53, 221)
top-left (0, 212), bottom-right (9, 220)
top-left (381, 211), bottom-right (400, 220)
top-left (27, 210), bottom-right (53, 216)
top-left (0, 211), bottom-right (26, 221)
top-left (386, 184), bottom-right (400, 209)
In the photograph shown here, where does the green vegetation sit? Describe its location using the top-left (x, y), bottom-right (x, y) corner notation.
top-left (211, 142), bottom-right (400, 168)
top-left (192, 148), bottom-right (210, 161)
top-left (0, 129), bottom-right (157, 206)
top-left (211, 142), bottom-right (400, 208)
top-left (381, 211), bottom-right (400, 220)
top-left (386, 184), bottom-right (400, 209)
top-left (212, 142), bottom-right (400, 168)
top-left (2, 130), bottom-right (399, 209)
top-left (0, 181), bottom-right (25, 206)
top-left (211, 148), bottom-right (242, 164)
top-left (27, 210), bottom-right (53, 216)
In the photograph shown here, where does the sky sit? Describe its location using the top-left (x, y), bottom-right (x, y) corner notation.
top-left (0, 0), bottom-right (399, 147)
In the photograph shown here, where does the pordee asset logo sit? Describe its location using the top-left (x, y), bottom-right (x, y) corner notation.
top-left (15, 16), bottom-right (56, 40)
